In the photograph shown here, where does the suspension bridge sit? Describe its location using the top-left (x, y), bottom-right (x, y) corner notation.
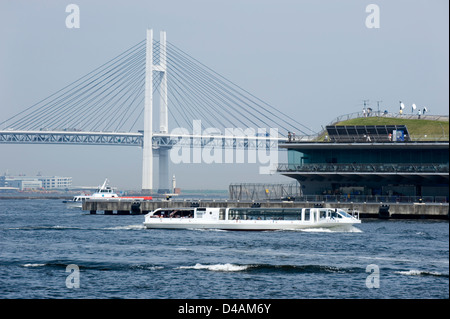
top-left (0, 29), bottom-right (316, 192)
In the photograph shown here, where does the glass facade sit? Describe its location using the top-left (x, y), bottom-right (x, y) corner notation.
top-left (280, 143), bottom-right (449, 198)
top-left (288, 148), bottom-right (448, 165)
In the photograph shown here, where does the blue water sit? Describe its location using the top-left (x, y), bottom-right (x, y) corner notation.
top-left (0, 199), bottom-right (448, 299)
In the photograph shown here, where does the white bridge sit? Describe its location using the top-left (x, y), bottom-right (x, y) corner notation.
top-left (0, 30), bottom-right (314, 192)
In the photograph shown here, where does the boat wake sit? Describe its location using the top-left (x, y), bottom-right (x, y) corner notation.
top-left (6, 225), bottom-right (81, 231)
top-left (298, 226), bottom-right (362, 233)
top-left (103, 224), bottom-right (145, 231)
top-left (6, 224), bottom-right (146, 231)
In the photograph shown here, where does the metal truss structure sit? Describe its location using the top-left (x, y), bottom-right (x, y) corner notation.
top-left (0, 130), bottom-right (142, 146)
top-left (152, 133), bottom-right (284, 149)
top-left (0, 130), bottom-right (285, 149)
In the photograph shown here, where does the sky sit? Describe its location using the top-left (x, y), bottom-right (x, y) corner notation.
top-left (0, 0), bottom-right (448, 191)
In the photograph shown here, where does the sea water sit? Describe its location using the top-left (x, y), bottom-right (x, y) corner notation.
top-left (0, 199), bottom-right (448, 299)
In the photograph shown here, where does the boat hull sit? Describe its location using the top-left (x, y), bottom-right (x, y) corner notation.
top-left (143, 218), bottom-right (360, 231)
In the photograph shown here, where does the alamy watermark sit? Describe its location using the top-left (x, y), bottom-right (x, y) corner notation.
top-left (365, 4), bottom-right (380, 29)
top-left (65, 264), bottom-right (80, 288)
top-left (65, 4), bottom-right (80, 29)
top-left (169, 120), bottom-right (279, 174)
top-left (365, 264), bottom-right (380, 288)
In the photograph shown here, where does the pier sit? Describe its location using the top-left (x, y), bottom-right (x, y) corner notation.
top-left (82, 199), bottom-right (449, 220)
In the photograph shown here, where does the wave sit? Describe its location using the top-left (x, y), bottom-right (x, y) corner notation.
top-left (400, 229), bottom-right (435, 240)
top-left (21, 262), bottom-right (68, 269)
top-left (179, 263), bottom-right (248, 272)
top-left (20, 261), bottom-right (165, 272)
top-left (130, 264), bottom-right (164, 271)
top-left (22, 263), bottom-right (46, 267)
top-left (395, 270), bottom-right (448, 277)
top-left (19, 260), bottom-right (365, 276)
top-left (250, 264), bottom-right (358, 274)
top-left (177, 263), bottom-right (358, 274)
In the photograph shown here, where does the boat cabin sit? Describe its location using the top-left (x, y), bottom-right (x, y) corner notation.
top-left (226, 207), bottom-right (355, 221)
top-left (93, 186), bottom-right (118, 197)
top-left (149, 207), bottom-right (355, 222)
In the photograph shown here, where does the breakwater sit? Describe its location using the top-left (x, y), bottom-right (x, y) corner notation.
top-left (83, 199), bottom-right (448, 219)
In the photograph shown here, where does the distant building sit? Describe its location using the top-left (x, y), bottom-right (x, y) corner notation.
top-left (7, 179), bottom-right (43, 190)
top-left (39, 176), bottom-right (72, 189)
top-left (0, 175), bottom-right (72, 190)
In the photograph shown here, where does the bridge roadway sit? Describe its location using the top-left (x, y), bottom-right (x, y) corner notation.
top-left (0, 130), bottom-right (287, 148)
top-left (82, 198), bottom-right (449, 219)
top-left (0, 130), bottom-right (142, 146)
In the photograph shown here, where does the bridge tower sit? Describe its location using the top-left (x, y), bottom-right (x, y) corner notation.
top-left (142, 29), bottom-right (169, 193)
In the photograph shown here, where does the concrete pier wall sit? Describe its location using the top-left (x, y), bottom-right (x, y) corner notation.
top-left (83, 199), bottom-right (449, 219)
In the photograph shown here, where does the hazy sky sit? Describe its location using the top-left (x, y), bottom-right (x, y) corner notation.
top-left (0, 0), bottom-right (448, 190)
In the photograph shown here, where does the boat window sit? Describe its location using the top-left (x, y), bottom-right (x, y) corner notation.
top-left (196, 212), bottom-right (203, 218)
top-left (219, 209), bottom-right (225, 220)
top-left (186, 210), bottom-right (194, 218)
top-left (304, 209), bottom-right (310, 221)
top-left (227, 208), bottom-right (302, 220)
top-left (337, 210), bottom-right (352, 218)
top-left (330, 210), bottom-right (339, 218)
top-left (319, 210), bottom-right (327, 219)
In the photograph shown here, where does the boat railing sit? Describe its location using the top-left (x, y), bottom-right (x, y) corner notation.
top-left (277, 163), bottom-right (449, 174)
top-left (348, 209), bottom-right (360, 220)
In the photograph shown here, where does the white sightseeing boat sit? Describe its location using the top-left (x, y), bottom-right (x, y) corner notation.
top-left (63, 179), bottom-right (119, 208)
top-left (143, 207), bottom-right (361, 231)
top-left (64, 179), bottom-right (153, 208)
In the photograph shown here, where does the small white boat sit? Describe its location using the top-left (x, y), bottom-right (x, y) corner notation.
top-left (143, 207), bottom-right (361, 231)
top-left (63, 179), bottom-right (118, 208)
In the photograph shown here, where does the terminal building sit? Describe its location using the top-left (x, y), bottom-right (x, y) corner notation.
top-left (0, 175), bottom-right (72, 190)
top-left (278, 125), bottom-right (449, 201)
